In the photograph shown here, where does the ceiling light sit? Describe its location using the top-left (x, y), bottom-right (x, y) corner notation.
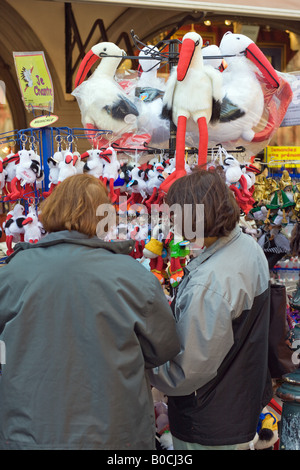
top-left (204, 20), bottom-right (211, 26)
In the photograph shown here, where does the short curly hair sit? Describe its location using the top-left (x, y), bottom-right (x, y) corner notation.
top-left (166, 167), bottom-right (240, 239)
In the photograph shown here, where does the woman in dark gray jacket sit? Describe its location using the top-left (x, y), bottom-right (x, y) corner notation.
top-left (0, 173), bottom-right (180, 450)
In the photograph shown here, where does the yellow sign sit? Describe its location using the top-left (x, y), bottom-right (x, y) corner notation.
top-left (13, 51), bottom-right (54, 113)
top-left (265, 146), bottom-right (300, 168)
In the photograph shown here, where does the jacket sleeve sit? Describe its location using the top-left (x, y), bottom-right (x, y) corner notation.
top-left (0, 268), bottom-right (19, 335)
top-left (135, 273), bottom-right (181, 370)
top-left (148, 281), bottom-right (235, 395)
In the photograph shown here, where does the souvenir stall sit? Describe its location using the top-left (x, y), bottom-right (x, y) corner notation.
top-left (0, 28), bottom-right (299, 450)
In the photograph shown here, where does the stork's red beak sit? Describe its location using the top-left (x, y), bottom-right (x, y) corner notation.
top-left (3, 153), bottom-right (20, 165)
top-left (72, 154), bottom-right (78, 166)
top-left (177, 38), bottom-right (196, 81)
top-left (22, 217), bottom-right (33, 226)
top-left (74, 50), bottom-right (99, 88)
top-left (100, 149), bottom-right (112, 163)
top-left (245, 43), bottom-right (280, 88)
top-left (80, 151), bottom-right (90, 160)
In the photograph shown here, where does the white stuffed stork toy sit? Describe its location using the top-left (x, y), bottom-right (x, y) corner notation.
top-left (81, 147), bottom-right (110, 180)
top-left (160, 31), bottom-right (223, 194)
top-left (207, 32), bottom-right (292, 149)
top-left (2, 203), bottom-right (25, 255)
top-left (101, 147), bottom-right (120, 203)
top-left (57, 151), bottom-right (77, 183)
top-left (72, 42), bottom-right (140, 147)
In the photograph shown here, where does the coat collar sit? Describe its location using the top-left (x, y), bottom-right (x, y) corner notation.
top-left (6, 230), bottom-right (135, 263)
top-left (185, 224), bottom-right (242, 273)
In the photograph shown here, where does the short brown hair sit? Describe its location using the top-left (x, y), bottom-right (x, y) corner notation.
top-left (39, 174), bottom-right (112, 237)
top-left (166, 167), bottom-right (240, 239)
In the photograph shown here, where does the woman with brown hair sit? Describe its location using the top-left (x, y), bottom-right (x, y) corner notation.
top-left (149, 168), bottom-right (272, 450)
top-left (0, 173), bottom-right (180, 450)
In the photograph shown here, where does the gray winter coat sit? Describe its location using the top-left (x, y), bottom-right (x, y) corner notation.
top-left (0, 230), bottom-right (180, 450)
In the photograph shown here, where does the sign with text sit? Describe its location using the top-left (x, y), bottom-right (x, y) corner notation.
top-left (13, 51), bottom-right (54, 113)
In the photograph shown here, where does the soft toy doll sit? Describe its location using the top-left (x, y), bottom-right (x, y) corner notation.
top-left (57, 151), bottom-right (77, 183)
top-left (165, 231), bottom-right (190, 288)
top-left (101, 147), bottom-right (120, 203)
top-left (159, 31), bottom-right (223, 194)
top-left (72, 41), bottom-right (151, 150)
top-left (145, 161), bottom-right (165, 208)
top-left (1, 151), bottom-right (18, 197)
top-left (134, 45), bottom-right (170, 145)
top-left (207, 32), bottom-right (293, 155)
top-left (42, 151), bottom-right (64, 197)
top-left (254, 406), bottom-right (279, 450)
top-left (143, 224), bottom-right (167, 284)
top-left (126, 166), bottom-right (148, 207)
top-left (2, 203), bottom-right (25, 255)
top-left (22, 206), bottom-right (45, 244)
top-left (80, 148), bottom-right (107, 180)
top-left (5, 148), bottom-right (43, 201)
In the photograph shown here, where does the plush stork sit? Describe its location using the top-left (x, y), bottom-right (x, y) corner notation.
top-left (101, 147), bottom-right (120, 203)
top-left (134, 46), bottom-right (169, 145)
top-left (5, 149), bottom-right (43, 201)
top-left (207, 32), bottom-right (293, 148)
top-left (159, 31), bottom-right (223, 194)
top-left (3, 204), bottom-right (25, 255)
top-left (57, 151), bottom-right (77, 183)
top-left (72, 42), bottom-right (140, 148)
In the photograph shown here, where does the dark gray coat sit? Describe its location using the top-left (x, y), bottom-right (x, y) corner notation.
top-left (0, 230), bottom-right (180, 450)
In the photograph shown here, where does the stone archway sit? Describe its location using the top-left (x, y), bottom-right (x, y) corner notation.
top-left (0, 0), bottom-right (65, 131)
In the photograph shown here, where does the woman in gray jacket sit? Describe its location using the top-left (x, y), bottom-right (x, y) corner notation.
top-left (149, 168), bottom-right (272, 450)
top-left (0, 173), bottom-right (180, 450)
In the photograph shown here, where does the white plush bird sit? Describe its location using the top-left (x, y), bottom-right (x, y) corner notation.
top-left (58, 151), bottom-right (77, 183)
top-left (3, 203), bottom-right (25, 255)
top-left (207, 32), bottom-right (292, 152)
top-left (102, 147), bottom-right (120, 203)
top-left (72, 42), bottom-right (140, 147)
top-left (160, 31), bottom-right (223, 194)
top-left (81, 148), bottom-right (109, 179)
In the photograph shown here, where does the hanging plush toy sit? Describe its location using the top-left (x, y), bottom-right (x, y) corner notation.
top-left (57, 151), bottom-right (77, 183)
top-left (134, 45), bottom-right (170, 145)
top-left (2, 203), bottom-right (25, 255)
top-left (145, 161), bottom-right (165, 208)
top-left (5, 148), bottom-right (43, 201)
top-left (72, 41), bottom-right (151, 149)
top-left (42, 151), bottom-right (64, 197)
top-left (22, 206), bottom-right (45, 244)
top-left (160, 31), bottom-right (223, 194)
top-left (206, 32), bottom-right (293, 156)
top-left (101, 147), bottom-right (120, 203)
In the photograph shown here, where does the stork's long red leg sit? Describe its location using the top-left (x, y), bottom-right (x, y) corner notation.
top-left (197, 117), bottom-right (208, 166)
